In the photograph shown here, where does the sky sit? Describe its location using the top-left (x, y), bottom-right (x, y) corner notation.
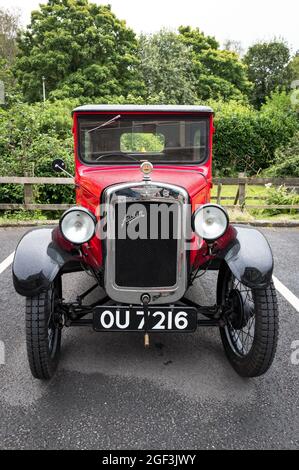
top-left (0, 0), bottom-right (298, 53)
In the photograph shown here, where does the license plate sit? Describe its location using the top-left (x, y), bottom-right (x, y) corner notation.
top-left (93, 306), bottom-right (197, 332)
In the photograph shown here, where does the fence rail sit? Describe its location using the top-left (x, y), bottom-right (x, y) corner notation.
top-left (0, 176), bottom-right (299, 211)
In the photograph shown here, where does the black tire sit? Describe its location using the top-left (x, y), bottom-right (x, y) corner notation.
top-left (26, 278), bottom-right (62, 380)
top-left (217, 263), bottom-right (279, 378)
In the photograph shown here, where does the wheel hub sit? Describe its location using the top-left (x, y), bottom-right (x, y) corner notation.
top-left (228, 289), bottom-right (253, 330)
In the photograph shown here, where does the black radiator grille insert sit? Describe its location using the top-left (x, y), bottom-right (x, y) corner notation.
top-left (115, 202), bottom-right (179, 288)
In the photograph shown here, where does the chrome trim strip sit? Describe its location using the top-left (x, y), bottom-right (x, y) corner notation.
top-left (103, 181), bottom-right (189, 305)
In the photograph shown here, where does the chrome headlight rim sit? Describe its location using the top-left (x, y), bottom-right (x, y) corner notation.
top-left (59, 206), bottom-right (97, 245)
top-left (192, 203), bottom-right (229, 241)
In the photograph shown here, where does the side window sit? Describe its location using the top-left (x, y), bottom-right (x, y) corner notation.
top-left (84, 131), bottom-right (91, 160)
top-left (193, 128), bottom-right (202, 160)
top-left (194, 129), bottom-right (201, 148)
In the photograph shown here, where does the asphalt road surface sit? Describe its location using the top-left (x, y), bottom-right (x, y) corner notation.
top-left (0, 226), bottom-right (298, 450)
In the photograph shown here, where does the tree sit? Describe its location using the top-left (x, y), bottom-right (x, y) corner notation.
top-left (198, 49), bottom-right (251, 97)
top-left (244, 40), bottom-right (292, 108)
top-left (14, 0), bottom-right (141, 102)
top-left (137, 27), bottom-right (251, 104)
top-left (178, 26), bottom-right (219, 53)
top-left (288, 53), bottom-right (299, 82)
top-left (138, 30), bottom-right (197, 104)
top-left (0, 7), bottom-right (20, 65)
top-left (0, 7), bottom-right (22, 105)
top-left (0, 58), bottom-right (22, 105)
top-left (211, 98), bottom-right (298, 175)
top-left (178, 27), bottom-right (251, 101)
top-left (264, 131), bottom-right (299, 177)
top-left (223, 39), bottom-right (244, 57)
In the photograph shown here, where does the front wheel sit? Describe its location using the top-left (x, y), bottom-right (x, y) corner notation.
top-left (217, 263), bottom-right (279, 377)
top-left (26, 277), bottom-right (62, 380)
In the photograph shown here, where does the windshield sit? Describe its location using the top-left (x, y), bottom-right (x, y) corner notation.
top-left (78, 114), bottom-right (209, 164)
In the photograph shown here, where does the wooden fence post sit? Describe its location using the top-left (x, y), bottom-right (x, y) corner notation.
top-left (238, 172), bottom-right (246, 210)
top-left (216, 183), bottom-right (222, 205)
top-left (234, 187), bottom-right (240, 206)
top-left (24, 173), bottom-right (34, 207)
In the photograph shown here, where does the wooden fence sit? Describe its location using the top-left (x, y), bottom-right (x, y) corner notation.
top-left (0, 176), bottom-right (299, 211)
top-left (212, 177), bottom-right (299, 210)
top-left (0, 176), bottom-right (74, 211)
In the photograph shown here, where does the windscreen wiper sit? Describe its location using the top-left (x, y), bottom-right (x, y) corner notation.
top-left (87, 114), bottom-right (121, 134)
top-left (95, 152), bottom-right (139, 162)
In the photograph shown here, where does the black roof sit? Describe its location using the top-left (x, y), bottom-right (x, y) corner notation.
top-left (72, 104), bottom-right (213, 115)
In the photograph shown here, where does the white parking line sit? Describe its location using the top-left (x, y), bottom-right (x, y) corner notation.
top-left (0, 251), bottom-right (15, 275)
top-left (273, 276), bottom-right (299, 313)
top-left (0, 251), bottom-right (298, 313)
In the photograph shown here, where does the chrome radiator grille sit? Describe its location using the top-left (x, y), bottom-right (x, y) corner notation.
top-left (103, 182), bottom-right (189, 305)
top-left (115, 201), bottom-right (179, 288)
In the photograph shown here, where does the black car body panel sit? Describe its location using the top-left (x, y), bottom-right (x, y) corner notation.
top-left (12, 228), bottom-right (79, 297)
top-left (224, 226), bottom-right (274, 288)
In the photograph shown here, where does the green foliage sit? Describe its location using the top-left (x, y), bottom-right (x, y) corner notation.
top-left (178, 26), bottom-right (219, 53)
top-left (14, 0), bottom-right (141, 102)
top-left (0, 101), bottom-right (75, 173)
top-left (196, 73), bottom-right (246, 102)
top-left (244, 40), bottom-right (292, 108)
top-left (264, 185), bottom-right (299, 215)
top-left (223, 40), bottom-right (244, 56)
top-left (197, 49), bottom-right (251, 98)
top-left (178, 27), bottom-right (251, 102)
top-left (287, 54), bottom-right (299, 83)
top-left (0, 7), bottom-right (20, 65)
top-left (0, 184), bottom-right (23, 203)
top-left (1, 1), bottom-right (299, 218)
top-left (0, 8), bottom-right (23, 106)
top-left (121, 133), bottom-right (164, 153)
top-left (0, 58), bottom-right (23, 106)
top-left (211, 94), bottom-right (298, 175)
top-left (263, 131), bottom-right (299, 177)
top-left (138, 30), bottom-right (197, 104)
top-left (0, 209), bottom-right (48, 221)
top-left (0, 100), bottom-right (76, 204)
top-left (136, 27), bottom-right (251, 104)
top-left (260, 90), bottom-right (296, 115)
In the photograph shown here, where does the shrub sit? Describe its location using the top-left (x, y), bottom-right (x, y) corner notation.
top-left (0, 93), bottom-right (298, 211)
top-left (0, 100), bottom-right (76, 205)
top-left (211, 95), bottom-right (298, 175)
top-left (263, 185), bottom-right (299, 215)
top-left (263, 131), bottom-right (299, 177)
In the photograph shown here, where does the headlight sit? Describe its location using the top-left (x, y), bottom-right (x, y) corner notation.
top-left (60, 207), bottom-right (96, 244)
top-left (192, 204), bottom-right (229, 241)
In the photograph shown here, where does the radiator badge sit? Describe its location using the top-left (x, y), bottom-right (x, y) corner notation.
top-left (121, 210), bottom-right (145, 228)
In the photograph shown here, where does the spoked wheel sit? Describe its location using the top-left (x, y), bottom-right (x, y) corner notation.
top-left (217, 263), bottom-right (279, 377)
top-left (26, 277), bottom-right (62, 380)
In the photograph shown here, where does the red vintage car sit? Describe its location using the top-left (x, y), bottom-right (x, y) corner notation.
top-left (13, 105), bottom-right (279, 380)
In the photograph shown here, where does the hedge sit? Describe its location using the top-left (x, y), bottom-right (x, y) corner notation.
top-left (0, 93), bottom-right (298, 206)
top-left (211, 95), bottom-right (298, 175)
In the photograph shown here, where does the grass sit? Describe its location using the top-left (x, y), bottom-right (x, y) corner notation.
top-left (227, 209), bottom-right (299, 222)
top-left (0, 209), bottom-right (59, 224)
top-left (211, 184), bottom-right (269, 205)
top-left (211, 185), bottom-right (299, 221)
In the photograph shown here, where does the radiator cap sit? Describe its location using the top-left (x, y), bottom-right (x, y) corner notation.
top-left (140, 161), bottom-right (153, 180)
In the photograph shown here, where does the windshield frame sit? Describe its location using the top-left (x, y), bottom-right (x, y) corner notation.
top-left (75, 112), bottom-right (211, 167)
